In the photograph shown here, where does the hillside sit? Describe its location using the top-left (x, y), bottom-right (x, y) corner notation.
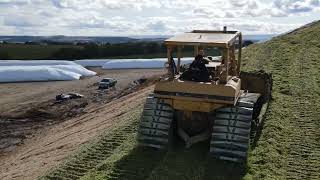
top-left (241, 20), bottom-right (320, 179)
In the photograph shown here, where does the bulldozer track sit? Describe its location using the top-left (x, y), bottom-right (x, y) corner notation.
top-left (41, 119), bottom-right (140, 180)
top-left (137, 95), bottom-right (174, 149)
top-left (138, 93), bottom-right (265, 163)
top-left (285, 52), bottom-right (320, 179)
top-left (209, 93), bottom-right (261, 162)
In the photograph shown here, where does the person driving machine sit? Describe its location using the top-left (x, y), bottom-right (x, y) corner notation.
top-left (180, 49), bottom-right (211, 82)
top-left (192, 49), bottom-right (211, 65)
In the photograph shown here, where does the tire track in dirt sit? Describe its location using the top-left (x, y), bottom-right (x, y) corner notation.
top-left (0, 86), bottom-right (154, 180)
top-left (285, 49), bottom-right (320, 179)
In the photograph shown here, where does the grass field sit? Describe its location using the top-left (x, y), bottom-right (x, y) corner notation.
top-left (41, 21), bottom-right (320, 180)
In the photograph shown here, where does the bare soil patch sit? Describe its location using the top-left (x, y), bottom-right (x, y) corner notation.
top-left (0, 68), bottom-right (164, 177)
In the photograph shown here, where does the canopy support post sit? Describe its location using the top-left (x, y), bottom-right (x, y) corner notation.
top-left (194, 45), bottom-right (199, 56)
top-left (177, 46), bottom-right (182, 73)
top-left (167, 46), bottom-right (174, 79)
top-left (237, 33), bottom-right (242, 76)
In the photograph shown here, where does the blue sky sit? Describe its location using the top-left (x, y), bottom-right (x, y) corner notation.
top-left (0, 0), bottom-right (319, 36)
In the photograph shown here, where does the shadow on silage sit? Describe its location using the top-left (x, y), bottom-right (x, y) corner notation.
top-left (98, 147), bottom-right (166, 180)
top-left (202, 141), bottom-right (246, 180)
top-left (250, 99), bottom-right (272, 149)
top-left (203, 157), bottom-right (246, 180)
top-left (105, 141), bottom-right (246, 180)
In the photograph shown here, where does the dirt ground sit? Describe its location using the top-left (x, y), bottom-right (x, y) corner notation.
top-left (0, 68), bottom-right (164, 180)
top-left (0, 68), bottom-right (164, 114)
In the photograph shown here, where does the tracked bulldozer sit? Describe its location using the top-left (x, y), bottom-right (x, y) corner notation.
top-left (137, 29), bottom-right (272, 162)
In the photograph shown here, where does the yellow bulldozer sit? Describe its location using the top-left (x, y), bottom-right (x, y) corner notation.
top-left (137, 29), bottom-right (272, 162)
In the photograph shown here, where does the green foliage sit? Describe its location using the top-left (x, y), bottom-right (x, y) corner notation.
top-left (0, 44), bottom-right (82, 60)
top-left (0, 51), bottom-right (10, 59)
top-left (1, 41), bottom-right (222, 60)
top-left (51, 42), bottom-right (170, 59)
top-left (0, 42), bottom-right (170, 60)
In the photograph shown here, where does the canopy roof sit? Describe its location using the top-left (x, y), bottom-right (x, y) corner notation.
top-left (164, 30), bottom-right (241, 48)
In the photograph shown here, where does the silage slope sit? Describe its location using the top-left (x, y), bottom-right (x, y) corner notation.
top-left (41, 21), bottom-right (320, 180)
top-left (242, 20), bottom-right (320, 179)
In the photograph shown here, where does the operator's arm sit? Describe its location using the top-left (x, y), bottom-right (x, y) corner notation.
top-left (202, 57), bottom-right (211, 64)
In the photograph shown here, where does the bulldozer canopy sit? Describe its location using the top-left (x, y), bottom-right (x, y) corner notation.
top-left (164, 30), bottom-right (240, 48)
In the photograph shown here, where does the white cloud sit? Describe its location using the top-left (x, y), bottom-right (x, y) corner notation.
top-left (190, 0), bottom-right (319, 18)
top-left (273, 0), bottom-right (320, 13)
top-left (0, 0), bottom-right (29, 6)
top-left (0, 0), bottom-right (318, 35)
top-left (146, 21), bottom-right (168, 32)
top-left (4, 15), bottom-right (47, 27)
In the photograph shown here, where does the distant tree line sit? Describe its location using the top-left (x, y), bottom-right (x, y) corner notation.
top-left (50, 40), bottom-right (254, 60)
top-left (0, 51), bottom-right (9, 60)
top-left (0, 40), bottom-right (254, 60)
top-left (50, 42), bottom-right (230, 60)
top-left (243, 40), bottom-right (254, 47)
top-left (51, 42), bottom-right (170, 59)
